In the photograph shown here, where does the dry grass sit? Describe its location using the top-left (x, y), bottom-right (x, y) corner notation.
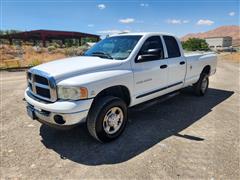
top-left (0, 45), bottom-right (67, 69)
top-left (1, 44), bottom-right (239, 69)
top-left (23, 46), bottom-right (66, 66)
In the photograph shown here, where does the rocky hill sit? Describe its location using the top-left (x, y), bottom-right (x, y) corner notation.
top-left (181, 25), bottom-right (240, 46)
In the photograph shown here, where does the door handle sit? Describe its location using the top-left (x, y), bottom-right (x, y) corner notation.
top-left (180, 61), bottom-right (185, 65)
top-left (160, 65), bottom-right (167, 69)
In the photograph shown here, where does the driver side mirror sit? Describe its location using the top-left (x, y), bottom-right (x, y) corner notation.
top-left (137, 48), bottom-right (163, 62)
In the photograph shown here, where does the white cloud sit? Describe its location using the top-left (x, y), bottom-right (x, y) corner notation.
top-left (140, 3), bottom-right (149, 7)
top-left (229, 11), bottom-right (235, 16)
top-left (167, 19), bottom-right (190, 24)
top-left (97, 29), bottom-right (131, 34)
top-left (119, 18), bottom-right (135, 24)
top-left (167, 19), bottom-right (181, 24)
top-left (87, 24), bottom-right (94, 27)
top-left (196, 19), bottom-right (214, 25)
top-left (97, 4), bottom-right (106, 10)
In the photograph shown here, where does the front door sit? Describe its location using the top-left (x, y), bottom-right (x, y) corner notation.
top-left (132, 36), bottom-right (168, 100)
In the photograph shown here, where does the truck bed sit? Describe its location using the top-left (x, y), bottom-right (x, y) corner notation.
top-left (183, 51), bottom-right (217, 86)
top-left (184, 51), bottom-right (215, 57)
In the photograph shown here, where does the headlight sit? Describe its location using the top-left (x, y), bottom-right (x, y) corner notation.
top-left (57, 86), bottom-right (88, 100)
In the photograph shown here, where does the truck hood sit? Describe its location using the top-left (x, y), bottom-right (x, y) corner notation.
top-left (31, 56), bottom-right (123, 81)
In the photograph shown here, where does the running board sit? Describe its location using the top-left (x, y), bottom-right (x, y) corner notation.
top-left (131, 90), bottom-right (180, 111)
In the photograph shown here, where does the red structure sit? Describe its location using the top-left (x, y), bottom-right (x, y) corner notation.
top-left (0, 29), bottom-right (100, 47)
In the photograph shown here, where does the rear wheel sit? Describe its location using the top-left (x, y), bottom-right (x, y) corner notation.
top-left (193, 73), bottom-right (209, 96)
top-left (87, 96), bottom-right (128, 142)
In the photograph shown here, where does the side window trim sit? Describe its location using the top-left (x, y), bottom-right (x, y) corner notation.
top-left (135, 35), bottom-right (165, 63)
top-left (160, 35), bottom-right (168, 59)
top-left (163, 35), bottom-right (181, 58)
top-left (176, 37), bottom-right (184, 57)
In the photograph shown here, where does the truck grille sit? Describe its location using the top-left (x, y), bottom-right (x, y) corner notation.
top-left (36, 86), bottom-right (51, 98)
top-left (27, 70), bottom-right (57, 102)
top-left (35, 74), bottom-right (49, 85)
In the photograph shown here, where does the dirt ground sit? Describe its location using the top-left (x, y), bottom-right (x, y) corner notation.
top-left (0, 57), bottom-right (239, 179)
top-left (219, 52), bottom-right (240, 63)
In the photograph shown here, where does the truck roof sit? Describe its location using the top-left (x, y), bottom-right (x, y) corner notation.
top-left (111, 32), bottom-right (176, 37)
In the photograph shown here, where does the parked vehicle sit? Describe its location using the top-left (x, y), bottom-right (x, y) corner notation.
top-left (25, 33), bottom-right (217, 142)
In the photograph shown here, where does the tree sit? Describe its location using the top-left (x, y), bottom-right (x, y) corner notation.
top-left (182, 38), bottom-right (209, 51)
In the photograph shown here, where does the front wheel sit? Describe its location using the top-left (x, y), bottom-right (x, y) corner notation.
top-left (87, 96), bottom-right (128, 142)
top-left (193, 73), bottom-right (209, 96)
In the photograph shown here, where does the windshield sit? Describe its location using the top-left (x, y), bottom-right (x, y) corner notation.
top-left (84, 35), bottom-right (142, 60)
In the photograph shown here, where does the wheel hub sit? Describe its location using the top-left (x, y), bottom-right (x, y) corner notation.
top-left (107, 114), bottom-right (119, 127)
top-left (103, 107), bottom-right (123, 134)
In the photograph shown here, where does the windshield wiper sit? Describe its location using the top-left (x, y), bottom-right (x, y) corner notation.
top-left (91, 51), bottom-right (113, 59)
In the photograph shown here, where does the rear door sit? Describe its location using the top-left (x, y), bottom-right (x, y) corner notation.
top-left (163, 35), bottom-right (186, 89)
top-left (132, 36), bottom-right (168, 99)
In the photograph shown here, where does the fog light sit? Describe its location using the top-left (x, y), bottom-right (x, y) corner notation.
top-left (54, 115), bottom-right (65, 124)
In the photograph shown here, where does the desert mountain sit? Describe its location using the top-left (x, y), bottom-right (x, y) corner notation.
top-left (181, 25), bottom-right (240, 46)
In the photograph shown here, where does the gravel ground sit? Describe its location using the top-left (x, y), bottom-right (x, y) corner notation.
top-left (1, 58), bottom-right (239, 179)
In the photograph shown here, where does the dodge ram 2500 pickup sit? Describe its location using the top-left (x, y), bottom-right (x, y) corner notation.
top-left (25, 32), bottom-right (217, 142)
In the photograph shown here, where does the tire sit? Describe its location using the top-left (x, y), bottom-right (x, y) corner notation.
top-left (87, 96), bottom-right (128, 143)
top-left (193, 73), bottom-right (209, 96)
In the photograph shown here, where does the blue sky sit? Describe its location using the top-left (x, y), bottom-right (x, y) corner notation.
top-left (1, 0), bottom-right (239, 37)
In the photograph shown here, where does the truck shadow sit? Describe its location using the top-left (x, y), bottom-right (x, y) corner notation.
top-left (39, 88), bottom-right (233, 165)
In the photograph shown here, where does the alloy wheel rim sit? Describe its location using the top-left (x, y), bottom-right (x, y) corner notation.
top-left (103, 107), bottom-right (124, 135)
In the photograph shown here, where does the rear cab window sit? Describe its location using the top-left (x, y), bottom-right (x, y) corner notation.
top-left (163, 36), bottom-right (181, 58)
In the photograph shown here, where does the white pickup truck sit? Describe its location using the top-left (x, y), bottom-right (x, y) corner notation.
top-left (25, 32), bottom-right (217, 142)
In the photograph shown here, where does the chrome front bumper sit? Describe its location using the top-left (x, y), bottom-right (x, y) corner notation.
top-left (25, 89), bottom-right (93, 128)
top-left (27, 104), bottom-right (88, 126)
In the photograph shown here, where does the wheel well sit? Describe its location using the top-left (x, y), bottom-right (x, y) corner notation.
top-left (94, 86), bottom-right (131, 106)
top-left (202, 65), bottom-right (211, 75)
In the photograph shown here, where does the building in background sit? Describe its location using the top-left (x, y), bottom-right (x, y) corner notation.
top-left (205, 36), bottom-right (232, 49)
top-left (0, 29), bottom-right (100, 47)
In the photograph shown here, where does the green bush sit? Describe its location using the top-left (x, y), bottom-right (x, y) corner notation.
top-left (47, 46), bottom-right (56, 52)
top-left (50, 42), bottom-right (61, 48)
top-left (64, 46), bottom-right (89, 56)
top-left (182, 38), bottom-right (210, 51)
top-left (64, 47), bottom-right (75, 56)
top-left (29, 59), bottom-right (42, 67)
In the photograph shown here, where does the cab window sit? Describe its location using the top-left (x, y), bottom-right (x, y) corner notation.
top-left (163, 35), bottom-right (181, 58)
top-left (136, 36), bottom-right (164, 62)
